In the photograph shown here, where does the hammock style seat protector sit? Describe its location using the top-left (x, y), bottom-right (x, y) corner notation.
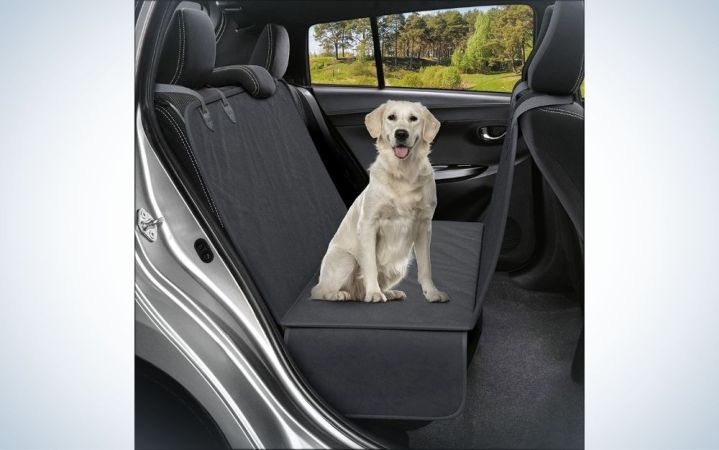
top-left (152, 1), bottom-right (583, 419)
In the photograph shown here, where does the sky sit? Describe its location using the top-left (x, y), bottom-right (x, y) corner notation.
top-left (308, 6), bottom-right (493, 55)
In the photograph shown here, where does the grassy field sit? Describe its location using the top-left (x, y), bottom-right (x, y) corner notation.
top-left (310, 56), bottom-right (378, 86)
top-left (459, 72), bottom-right (521, 92)
top-left (309, 57), bottom-right (585, 96)
top-left (310, 56), bottom-right (521, 93)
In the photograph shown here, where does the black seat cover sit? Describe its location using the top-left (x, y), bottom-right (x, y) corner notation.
top-left (520, 1), bottom-right (585, 238)
top-left (150, 8), bottom-right (523, 420)
top-left (283, 221), bottom-right (483, 331)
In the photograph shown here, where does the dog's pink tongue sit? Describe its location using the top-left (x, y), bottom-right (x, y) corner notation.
top-left (394, 146), bottom-right (409, 159)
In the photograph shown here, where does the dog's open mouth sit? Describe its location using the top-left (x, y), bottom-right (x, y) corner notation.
top-left (393, 145), bottom-right (410, 160)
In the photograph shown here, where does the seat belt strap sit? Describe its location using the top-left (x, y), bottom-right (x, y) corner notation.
top-left (511, 80), bottom-right (529, 104)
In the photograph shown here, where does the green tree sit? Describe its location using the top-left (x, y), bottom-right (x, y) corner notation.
top-left (443, 10), bottom-right (469, 63)
top-left (464, 9), bottom-right (479, 34)
top-left (313, 21), bottom-right (346, 59)
top-left (338, 20), bottom-right (356, 58)
top-left (492, 5), bottom-right (533, 72)
top-left (403, 13), bottom-right (429, 68)
top-left (451, 47), bottom-right (465, 70)
top-left (425, 13), bottom-right (446, 61)
top-left (350, 19), bottom-right (372, 60)
top-left (462, 12), bottom-right (493, 73)
top-left (379, 14), bottom-right (405, 66)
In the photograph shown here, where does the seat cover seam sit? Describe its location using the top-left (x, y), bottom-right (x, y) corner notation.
top-left (156, 105), bottom-right (224, 227)
top-left (538, 107), bottom-right (583, 120)
top-left (266, 24), bottom-right (273, 72)
top-left (237, 66), bottom-right (259, 96)
top-left (171, 10), bottom-right (186, 85)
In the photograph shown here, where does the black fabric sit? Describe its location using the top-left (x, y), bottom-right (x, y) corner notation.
top-left (156, 8), bottom-right (216, 89)
top-left (151, 10), bottom-right (505, 420)
top-left (154, 91), bottom-right (224, 226)
top-left (521, 103), bottom-right (584, 239)
top-left (208, 65), bottom-right (276, 97)
top-left (282, 221), bottom-right (483, 331)
top-left (528, 1), bottom-right (584, 95)
top-left (285, 328), bottom-right (467, 419)
top-left (285, 83), bottom-right (369, 207)
top-left (249, 24), bottom-right (290, 78)
top-left (157, 82), bottom-right (479, 419)
top-left (181, 84), bottom-right (347, 319)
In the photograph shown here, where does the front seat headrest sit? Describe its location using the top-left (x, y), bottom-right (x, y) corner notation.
top-left (528, 1), bottom-right (584, 95)
top-left (248, 24), bottom-right (290, 78)
top-left (156, 8), bottom-right (216, 89)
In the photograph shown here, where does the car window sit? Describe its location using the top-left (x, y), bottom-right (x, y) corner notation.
top-left (379, 6), bottom-right (533, 92)
top-left (308, 6), bottom-right (534, 93)
top-left (309, 18), bottom-right (378, 87)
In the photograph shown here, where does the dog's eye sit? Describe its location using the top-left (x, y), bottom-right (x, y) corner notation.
top-left (409, 115), bottom-right (418, 122)
top-left (388, 114), bottom-right (396, 121)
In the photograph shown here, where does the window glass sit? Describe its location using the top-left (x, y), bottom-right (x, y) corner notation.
top-left (309, 18), bottom-right (378, 87)
top-left (378, 5), bottom-right (533, 92)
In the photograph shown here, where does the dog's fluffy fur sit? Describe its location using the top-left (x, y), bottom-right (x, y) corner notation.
top-left (311, 100), bottom-right (449, 303)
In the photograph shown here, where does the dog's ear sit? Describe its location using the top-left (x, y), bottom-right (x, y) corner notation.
top-left (365, 103), bottom-right (385, 139)
top-left (421, 105), bottom-right (441, 143)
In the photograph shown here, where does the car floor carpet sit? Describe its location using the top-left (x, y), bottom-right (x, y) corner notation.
top-left (407, 274), bottom-right (584, 449)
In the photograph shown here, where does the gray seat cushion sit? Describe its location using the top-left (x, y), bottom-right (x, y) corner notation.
top-left (281, 221), bottom-right (483, 331)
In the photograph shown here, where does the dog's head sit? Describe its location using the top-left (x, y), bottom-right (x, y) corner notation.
top-left (365, 100), bottom-right (440, 161)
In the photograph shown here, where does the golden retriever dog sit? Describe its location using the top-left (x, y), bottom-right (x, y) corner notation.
top-left (311, 100), bottom-right (449, 303)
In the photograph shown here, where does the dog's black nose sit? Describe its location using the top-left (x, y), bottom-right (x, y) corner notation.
top-left (395, 129), bottom-right (409, 141)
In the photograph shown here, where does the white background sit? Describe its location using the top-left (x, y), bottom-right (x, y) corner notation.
top-left (0, 0), bottom-right (717, 448)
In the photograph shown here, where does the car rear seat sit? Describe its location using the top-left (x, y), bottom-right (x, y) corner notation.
top-left (153, 8), bottom-right (520, 420)
top-left (213, 17), bottom-right (370, 206)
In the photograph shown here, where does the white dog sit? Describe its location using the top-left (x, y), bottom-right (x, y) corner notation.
top-left (311, 100), bottom-right (449, 303)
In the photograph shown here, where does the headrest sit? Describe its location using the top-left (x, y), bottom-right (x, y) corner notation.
top-left (248, 24), bottom-right (290, 78)
top-left (208, 65), bottom-right (276, 98)
top-left (521, 5), bottom-right (554, 80)
top-left (156, 8), bottom-right (216, 89)
top-left (528, 1), bottom-right (584, 94)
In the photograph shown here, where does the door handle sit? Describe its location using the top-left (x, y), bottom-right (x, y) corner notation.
top-left (478, 126), bottom-right (506, 143)
top-left (433, 165), bottom-right (487, 183)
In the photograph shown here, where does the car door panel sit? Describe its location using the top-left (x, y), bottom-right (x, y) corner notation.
top-left (313, 85), bottom-right (536, 270)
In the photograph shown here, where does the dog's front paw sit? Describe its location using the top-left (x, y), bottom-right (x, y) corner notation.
top-left (364, 291), bottom-right (387, 303)
top-left (322, 290), bottom-right (351, 301)
top-left (424, 289), bottom-right (449, 303)
top-left (384, 290), bottom-right (407, 301)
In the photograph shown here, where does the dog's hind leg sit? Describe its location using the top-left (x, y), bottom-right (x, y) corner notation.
top-left (311, 246), bottom-right (359, 301)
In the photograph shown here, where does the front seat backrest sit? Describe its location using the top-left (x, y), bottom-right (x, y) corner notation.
top-left (522, 0), bottom-right (584, 238)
